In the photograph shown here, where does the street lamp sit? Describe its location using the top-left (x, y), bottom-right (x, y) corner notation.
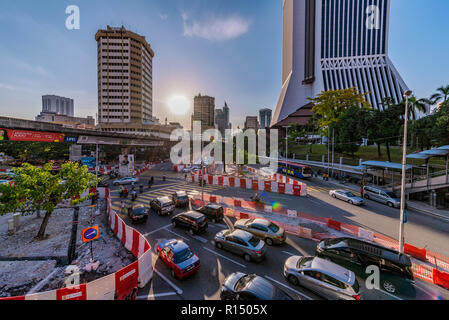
top-left (399, 89), bottom-right (413, 254)
top-left (284, 126), bottom-right (290, 159)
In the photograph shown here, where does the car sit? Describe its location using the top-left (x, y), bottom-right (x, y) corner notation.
top-left (283, 256), bottom-right (361, 300)
top-left (156, 239), bottom-right (200, 280)
top-left (127, 204), bottom-right (149, 224)
top-left (363, 186), bottom-right (401, 208)
top-left (113, 176), bottom-right (138, 186)
top-left (196, 204), bottom-right (224, 223)
top-left (329, 190), bottom-right (364, 206)
top-left (172, 191), bottom-right (189, 207)
top-left (181, 167), bottom-right (191, 173)
top-left (316, 237), bottom-right (415, 296)
top-left (150, 196), bottom-right (175, 216)
top-left (214, 229), bottom-right (267, 263)
top-left (171, 211), bottom-right (208, 235)
top-left (234, 218), bottom-right (286, 246)
top-left (220, 273), bottom-right (295, 300)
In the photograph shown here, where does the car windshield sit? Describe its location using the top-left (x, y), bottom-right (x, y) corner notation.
top-left (298, 257), bottom-right (314, 269)
top-left (235, 274), bottom-right (254, 291)
top-left (133, 207), bottom-right (146, 216)
top-left (248, 236), bottom-right (260, 247)
top-left (386, 192), bottom-right (398, 198)
top-left (178, 195), bottom-right (188, 201)
top-left (345, 192), bottom-right (356, 197)
top-left (174, 248), bottom-right (194, 263)
top-left (268, 223), bottom-right (280, 233)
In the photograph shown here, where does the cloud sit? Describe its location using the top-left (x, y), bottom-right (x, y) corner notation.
top-left (159, 13), bottom-right (168, 20)
top-left (182, 13), bottom-right (251, 42)
top-left (0, 83), bottom-right (15, 91)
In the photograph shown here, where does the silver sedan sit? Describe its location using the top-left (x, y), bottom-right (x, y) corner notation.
top-left (214, 229), bottom-right (267, 263)
top-left (329, 190), bottom-right (363, 206)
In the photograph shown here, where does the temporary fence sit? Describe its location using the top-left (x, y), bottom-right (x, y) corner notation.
top-left (190, 192), bottom-right (449, 291)
top-left (0, 188), bottom-right (153, 301)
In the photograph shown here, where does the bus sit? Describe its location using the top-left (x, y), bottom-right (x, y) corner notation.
top-left (277, 160), bottom-right (314, 180)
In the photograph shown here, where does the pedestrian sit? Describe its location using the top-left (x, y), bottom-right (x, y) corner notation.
top-left (185, 173), bottom-right (187, 181)
top-left (120, 201), bottom-right (125, 213)
top-left (360, 186), bottom-right (364, 198)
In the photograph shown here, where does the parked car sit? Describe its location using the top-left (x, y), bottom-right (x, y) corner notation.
top-left (113, 176), bottom-right (138, 186)
top-left (234, 218), bottom-right (286, 246)
top-left (214, 229), bottom-right (267, 262)
top-left (171, 211), bottom-right (208, 235)
top-left (196, 204), bottom-right (224, 223)
top-left (182, 167), bottom-right (191, 173)
top-left (329, 190), bottom-right (364, 206)
top-left (220, 272), bottom-right (294, 300)
top-left (156, 239), bottom-right (200, 279)
top-left (127, 204), bottom-right (149, 224)
top-left (316, 237), bottom-right (415, 295)
top-left (172, 191), bottom-right (189, 207)
top-left (363, 186), bottom-right (401, 208)
top-left (150, 196), bottom-right (175, 216)
top-left (283, 256), bottom-right (361, 300)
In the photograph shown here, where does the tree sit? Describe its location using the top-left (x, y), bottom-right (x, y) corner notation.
top-left (308, 87), bottom-right (370, 135)
top-left (0, 162), bottom-right (98, 240)
top-left (434, 101), bottom-right (449, 146)
top-left (430, 85), bottom-right (449, 104)
top-left (397, 95), bottom-right (430, 120)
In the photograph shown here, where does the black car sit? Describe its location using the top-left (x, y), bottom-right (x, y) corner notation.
top-left (196, 204), bottom-right (224, 223)
top-left (220, 273), bottom-right (295, 300)
top-left (171, 211), bottom-right (208, 235)
top-left (150, 197), bottom-right (175, 216)
top-left (172, 191), bottom-right (189, 207)
top-left (316, 237), bottom-right (416, 296)
top-left (127, 204), bottom-right (149, 224)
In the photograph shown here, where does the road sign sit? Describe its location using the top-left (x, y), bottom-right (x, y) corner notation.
top-left (403, 210), bottom-right (407, 224)
top-left (82, 226), bottom-right (99, 243)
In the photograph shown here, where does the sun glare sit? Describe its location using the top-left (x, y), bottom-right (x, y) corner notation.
top-left (168, 95), bottom-right (191, 116)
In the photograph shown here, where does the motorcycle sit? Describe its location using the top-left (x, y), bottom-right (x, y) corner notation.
top-left (139, 185), bottom-right (143, 194)
top-left (250, 194), bottom-right (263, 203)
top-left (120, 189), bottom-right (129, 198)
top-left (162, 175), bottom-right (166, 182)
top-left (131, 191), bottom-right (137, 201)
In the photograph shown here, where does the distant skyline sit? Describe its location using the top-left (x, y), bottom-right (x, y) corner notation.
top-left (0, 0), bottom-right (448, 129)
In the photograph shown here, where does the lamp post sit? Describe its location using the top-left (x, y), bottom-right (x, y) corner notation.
top-left (284, 126), bottom-right (290, 160)
top-left (399, 90), bottom-right (413, 254)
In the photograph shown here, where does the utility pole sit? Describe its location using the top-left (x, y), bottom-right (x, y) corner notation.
top-left (95, 143), bottom-right (99, 188)
top-left (284, 126), bottom-right (289, 160)
top-left (327, 127), bottom-right (330, 178)
top-left (332, 128), bottom-right (335, 178)
top-left (399, 90), bottom-right (413, 254)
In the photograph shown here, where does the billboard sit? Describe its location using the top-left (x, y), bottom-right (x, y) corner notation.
top-left (119, 155), bottom-right (135, 177)
top-left (0, 128), bottom-right (65, 143)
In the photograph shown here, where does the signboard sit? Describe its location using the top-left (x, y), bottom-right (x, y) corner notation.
top-left (81, 157), bottom-right (96, 168)
top-left (119, 154), bottom-right (135, 177)
top-left (82, 226), bottom-right (99, 243)
top-left (64, 136), bottom-right (78, 143)
top-left (1, 128), bottom-right (65, 143)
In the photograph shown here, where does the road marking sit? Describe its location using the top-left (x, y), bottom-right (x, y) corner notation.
top-left (282, 251), bottom-right (296, 256)
top-left (203, 247), bottom-right (246, 268)
top-left (374, 288), bottom-right (403, 300)
top-left (144, 224), bottom-right (173, 237)
top-left (264, 275), bottom-right (313, 300)
top-left (136, 292), bottom-right (177, 300)
top-left (191, 235), bottom-right (208, 243)
top-left (154, 269), bottom-right (183, 295)
top-left (164, 228), bottom-right (190, 242)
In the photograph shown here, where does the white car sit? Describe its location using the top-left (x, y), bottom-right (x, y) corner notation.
top-left (182, 167), bottom-right (191, 173)
top-left (329, 190), bottom-right (364, 206)
top-left (113, 176), bottom-right (139, 186)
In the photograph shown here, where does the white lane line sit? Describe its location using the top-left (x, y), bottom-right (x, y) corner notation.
top-left (154, 269), bottom-right (183, 295)
top-left (203, 247), bottom-right (246, 268)
top-left (164, 228), bottom-right (190, 242)
top-left (264, 276), bottom-right (313, 300)
top-left (191, 235), bottom-right (208, 244)
top-left (137, 292), bottom-right (177, 300)
top-left (374, 288), bottom-right (403, 300)
top-left (207, 223), bottom-right (227, 230)
top-left (282, 251), bottom-right (296, 256)
top-left (144, 224), bottom-right (173, 237)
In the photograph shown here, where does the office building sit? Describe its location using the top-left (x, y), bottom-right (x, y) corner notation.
top-left (259, 108), bottom-right (272, 129)
top-left (215, 102), bottom-right (231, 135)
top-left (95, 26), bottom-right (155, 134)
top-left (272, 0), bottom-right (408, 126)
top-left (191, 94), bottom-right (215, 130)
top-left (244, 116), bottom-right (260, 130)
top-left (41, 95), bottom-right (74, 117)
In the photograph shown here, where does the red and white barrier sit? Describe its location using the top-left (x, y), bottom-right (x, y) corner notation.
top-left (0, 188), bottom-right (152, 301)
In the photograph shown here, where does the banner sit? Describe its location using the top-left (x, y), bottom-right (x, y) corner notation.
top-left (2, 128), bottom-right (65, 143)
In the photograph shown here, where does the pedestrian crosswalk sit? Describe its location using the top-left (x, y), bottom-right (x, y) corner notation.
top-left (110, 181), bottom-right (225, 211)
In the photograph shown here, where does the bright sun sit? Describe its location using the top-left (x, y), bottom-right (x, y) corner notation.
top-left (168, 95), bottom-right (191, 116)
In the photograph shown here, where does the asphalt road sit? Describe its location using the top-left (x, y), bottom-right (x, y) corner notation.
top-left (108, 173), bottom-right (449, 301)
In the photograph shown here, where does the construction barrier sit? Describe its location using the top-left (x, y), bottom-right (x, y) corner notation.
top-left (0, 188), bottom-right (152, 301)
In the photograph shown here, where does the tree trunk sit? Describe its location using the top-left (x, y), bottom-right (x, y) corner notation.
top-left (386, 142), bottom-right (392, 162)
top-left (377, 142), bottom-right (382, 159)
top-left (36, 210), bottom-right (52, 239)
top-left (36, 208), bottom-right (41, 219)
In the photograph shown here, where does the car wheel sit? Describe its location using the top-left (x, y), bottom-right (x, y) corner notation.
top-left (172, 221), bottom-right (177, 228)
top-left (287, 274), bottom-right (299, 286)
top-left (171, 269), bottom-right (176, 279)
top-left (382, 281), bottom-right (396, 294)
top-left (348, 200), bottom-right (353, 205)
top-left (189, 229), bottom-right (194, 235)
top-left (332, 194), bottom-right (336, 198)
top-left (216, 242), bottom-right (223, 250)
top-left (243, 254), bottom-right (252, 262)
top-left (265, 238), bottom-right (274, 246)
top-left (212, 218), bottom-right (217, 224)
top-left (387, 202), bottom-right (394, 208)
top-left (364, 194), bottom-right (370, 200)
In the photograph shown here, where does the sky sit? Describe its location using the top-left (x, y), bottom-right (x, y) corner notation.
top-left (0, 0), bottom-right (448, 129)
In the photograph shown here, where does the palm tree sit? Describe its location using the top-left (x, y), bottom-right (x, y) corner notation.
top-left (430, 85), bottom-right (449, 104)
top-left (397, 96), bottom-right (429, 120)
top-left (380, 97), bottom-right (394, 111)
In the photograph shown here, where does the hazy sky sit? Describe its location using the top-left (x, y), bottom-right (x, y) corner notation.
top-left (0, 0), bottom-right (448, 129)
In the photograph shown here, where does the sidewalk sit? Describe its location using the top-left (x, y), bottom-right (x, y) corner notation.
top-left (321, 178), bottom-right (449, 222)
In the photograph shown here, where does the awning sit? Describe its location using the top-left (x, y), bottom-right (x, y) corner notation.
top-left (361, 161), bottom-right (413, 171)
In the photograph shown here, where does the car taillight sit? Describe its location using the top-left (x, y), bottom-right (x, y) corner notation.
top-left (352, 294), bottom-right (361, 300)
top-left (254, 250), bottom-right (262, 255)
